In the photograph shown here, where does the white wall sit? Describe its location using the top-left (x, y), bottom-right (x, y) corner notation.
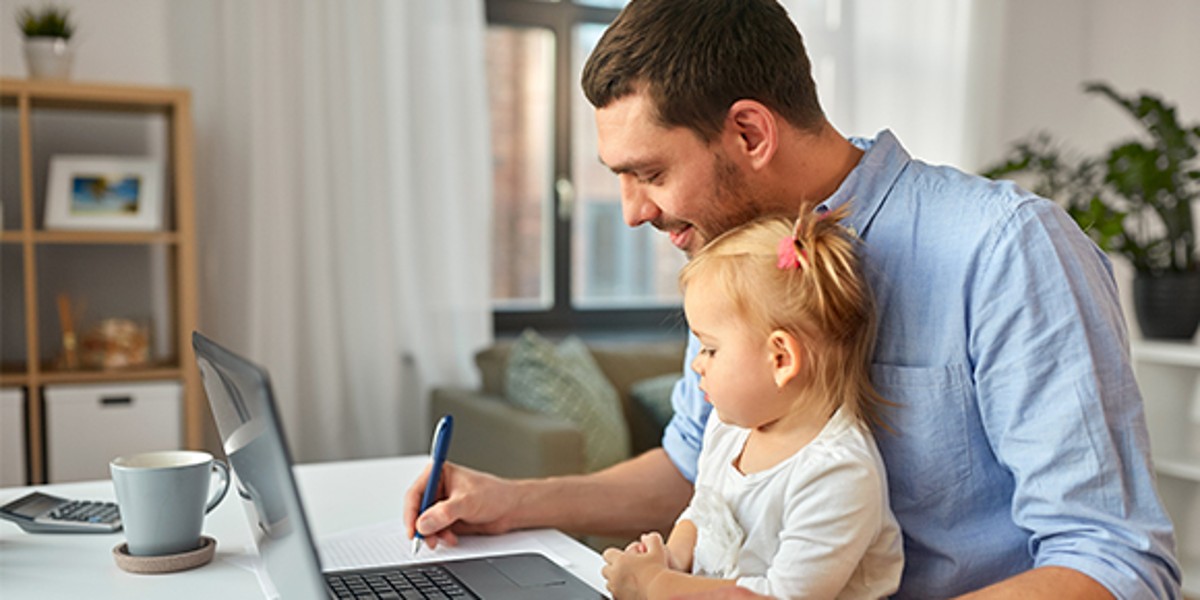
top-left (0, 0), bottom-right (172, 84)
top-left (5, 0), bottom-right (1196, 168)
top-left (3, 0), bottom-right (1196, 340)
top-left (994, 0), bottom-right (1200, 155)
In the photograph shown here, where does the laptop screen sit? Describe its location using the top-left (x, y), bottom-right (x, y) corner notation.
top-left (193, 332), bottom-right (327, 600)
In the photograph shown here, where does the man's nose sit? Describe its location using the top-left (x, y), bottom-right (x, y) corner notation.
top-left (620, 177), bottom-right (661, 227)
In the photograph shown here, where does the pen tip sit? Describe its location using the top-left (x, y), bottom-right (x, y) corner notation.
top-left (411, 537), bottom-right (421, 556)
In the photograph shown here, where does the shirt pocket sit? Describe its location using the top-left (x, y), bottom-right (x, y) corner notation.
top-left (871, 363), bottom-right (974, 509)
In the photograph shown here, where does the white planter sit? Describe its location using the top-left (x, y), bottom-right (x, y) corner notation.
top-left (23, 37), bottom-right (74, 79)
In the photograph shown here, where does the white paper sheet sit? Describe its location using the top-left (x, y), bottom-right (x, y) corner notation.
top-left (316, 518), bottom-right (573, 572)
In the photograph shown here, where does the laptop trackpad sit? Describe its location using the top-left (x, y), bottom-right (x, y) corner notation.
top-left (448, 553), bottom-right (576, 599)
top-left (489, 554), bottom-right (568, 587)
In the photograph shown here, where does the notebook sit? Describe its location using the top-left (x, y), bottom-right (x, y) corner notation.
top-left (192, 331), bottom-right (605, 600)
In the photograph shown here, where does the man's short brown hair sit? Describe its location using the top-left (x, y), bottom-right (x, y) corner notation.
top-left (581, 0), bottom-right (825, 142)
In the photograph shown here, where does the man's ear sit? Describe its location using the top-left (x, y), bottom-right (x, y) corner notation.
top-left (725, 99), bottom-right (778, 171)
top-left (768, 330), bottom-right (802, 388)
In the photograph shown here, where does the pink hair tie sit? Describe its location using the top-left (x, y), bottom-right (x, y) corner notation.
top-left (776, 236), bottom-right (805, 270)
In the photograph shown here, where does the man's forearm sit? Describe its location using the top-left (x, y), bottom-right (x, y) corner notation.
top-left (509, 448), bottom-right (693, 537)
top-left (955, 566), bottom-right (1114, 600)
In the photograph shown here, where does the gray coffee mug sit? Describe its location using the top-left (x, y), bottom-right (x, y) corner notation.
top-left (110, 450), bottom-right (230, 557)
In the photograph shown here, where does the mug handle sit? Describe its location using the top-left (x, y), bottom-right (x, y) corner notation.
top-left (205, 459), bottom-right (231, 514)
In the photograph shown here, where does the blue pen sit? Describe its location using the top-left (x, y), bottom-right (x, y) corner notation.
top-left (412, 414), bottom-right (454, 555)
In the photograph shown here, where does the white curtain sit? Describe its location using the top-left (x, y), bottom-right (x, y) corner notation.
top-left (168, 0), bottom-right (492, 461)
top-left (782, 0), bottom-right (1005, 170)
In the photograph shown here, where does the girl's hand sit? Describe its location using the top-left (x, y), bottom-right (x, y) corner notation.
top-left (602, 532), bottom-right (671, 599)
top-left (670, 588), bottom-right (772, 600)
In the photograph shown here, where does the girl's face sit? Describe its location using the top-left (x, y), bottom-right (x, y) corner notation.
top-left (684, 275), bottom-right (790, 429)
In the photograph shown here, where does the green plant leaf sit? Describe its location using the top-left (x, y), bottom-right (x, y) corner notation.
top-left (983, 82), bottom-right (1199, 273)
top-left (16, 5), bottom-right (74, 39)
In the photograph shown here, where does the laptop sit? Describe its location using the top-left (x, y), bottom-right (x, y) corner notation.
top-left (192, 331), bottom-right (605, 600)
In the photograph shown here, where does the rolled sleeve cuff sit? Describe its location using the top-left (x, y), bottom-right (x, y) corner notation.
top-left (662, 417), bottom-right (702, 483)
top-left (1036, 547), bottom-right (1181, 599)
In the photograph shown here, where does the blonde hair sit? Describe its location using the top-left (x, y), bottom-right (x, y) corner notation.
top-left (679, 207), bottom-right (889, 429)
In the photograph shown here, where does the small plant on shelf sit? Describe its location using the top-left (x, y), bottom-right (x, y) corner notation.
top-left (16, 5), bottom-right (75, 39)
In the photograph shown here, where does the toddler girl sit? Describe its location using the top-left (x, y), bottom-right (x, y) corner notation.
top-left (602, 208), bottom-right (903, 599)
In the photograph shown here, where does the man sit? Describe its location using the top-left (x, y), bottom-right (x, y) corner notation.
top-left (405, 1), bottom-right (1181, 597)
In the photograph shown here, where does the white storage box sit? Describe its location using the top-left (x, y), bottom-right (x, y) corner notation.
top-left (0, 388), bottom-right (24, 486)
top-left (45, 381), bottom-right (182, 483)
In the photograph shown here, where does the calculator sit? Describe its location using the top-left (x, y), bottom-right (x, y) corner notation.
top-left (0, 491), bottom-right (122, 533)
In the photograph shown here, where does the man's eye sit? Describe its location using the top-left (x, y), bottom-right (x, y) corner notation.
top-left (700, 347), bottom-right (716, 357)
top-left (638, 171), bottom-right (662, 184)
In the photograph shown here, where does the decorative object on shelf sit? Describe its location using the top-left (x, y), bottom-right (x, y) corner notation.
top-left (80, 318), bottom-right (150, 370)
top-left (983, 82), bottom-right (1200, 340)
top-left (45, 155), bottom-right (164, 231)
top-left (16, 5), bottom-right (76, 80)
top-left (55, 293), bottom-right (80, 370)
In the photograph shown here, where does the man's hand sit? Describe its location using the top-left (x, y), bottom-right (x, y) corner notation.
top-left (403, 449), bottom-right (694, 551)
top-left (402, 461), bottom-right (520, 549)
top-left (603, 532), bottom-right (673, 599)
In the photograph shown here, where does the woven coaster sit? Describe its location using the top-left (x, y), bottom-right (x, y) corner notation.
top-left (112, 536), bottom-right (217, 574)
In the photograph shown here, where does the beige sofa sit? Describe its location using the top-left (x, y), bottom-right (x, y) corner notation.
top-left (430, 338), bottom-right (686, 480)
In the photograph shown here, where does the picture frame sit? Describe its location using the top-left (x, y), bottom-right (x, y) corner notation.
top-left (44, 155), bottom-right (164, 231)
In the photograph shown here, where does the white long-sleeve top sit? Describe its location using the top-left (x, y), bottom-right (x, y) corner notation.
top-left (680, 408), bottom-right (903, 599)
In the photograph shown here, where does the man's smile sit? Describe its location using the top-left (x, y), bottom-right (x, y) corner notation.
top-left (668, 225), bottom-right (695, 252)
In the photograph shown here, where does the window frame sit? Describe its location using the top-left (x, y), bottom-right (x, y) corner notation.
top-left (486, 0), bottom-right (683, 336)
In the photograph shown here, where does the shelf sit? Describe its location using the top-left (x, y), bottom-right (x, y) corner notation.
top-left (1, 77), bottom-right (201, 485)
top-left (1157, 457), bottom-right (1200, 483)
top-left (0, 373), bottom-right (26, 387)
top-left (1132, 340), bottom-right (1200, 367)
top-left (0, 367), bottom-right (184, 387)
top-left (37, 230), bottom-right (178, 244)
top-left (1, 230), bottom-right (178, 244)
top-left (0, 78), bottom-right (188, 113)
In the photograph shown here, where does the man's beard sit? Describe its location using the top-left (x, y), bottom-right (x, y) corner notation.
top-left (688, 151), bottom-right (774, 256)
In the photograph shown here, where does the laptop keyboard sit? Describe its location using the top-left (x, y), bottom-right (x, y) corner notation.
top-left (325, 563), bottom-right (476, 599)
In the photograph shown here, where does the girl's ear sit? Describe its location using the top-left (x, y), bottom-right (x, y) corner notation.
top-left (768, 330), bottom-right (802, 388)
top-left (725, 99), bottom-right (777, 171)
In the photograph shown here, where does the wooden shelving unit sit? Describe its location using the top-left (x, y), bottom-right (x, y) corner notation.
top-left (0, 78), bottom-right (201, 484)
top-left (1131, 340), bottom-right (1200, 596)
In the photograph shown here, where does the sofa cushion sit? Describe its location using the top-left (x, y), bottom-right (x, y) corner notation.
top-left (588, 343), bottom-right (684, 453)
top-left (475, 345), bottom-right (508, 395)
top-left (630, 373), bottom-right (679, 433)
top-left (504, 330), bottom-right (631, 471)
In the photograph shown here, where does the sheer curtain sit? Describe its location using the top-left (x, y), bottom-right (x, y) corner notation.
top-left (168, 0), bottom-right (492, 461)
top-left (783, 0), bottom-right (1005, 170)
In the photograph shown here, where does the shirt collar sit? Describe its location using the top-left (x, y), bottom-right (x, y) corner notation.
top-left (818, 129), bottom-right (911, 239)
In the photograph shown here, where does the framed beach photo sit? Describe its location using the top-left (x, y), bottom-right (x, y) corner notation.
top-left (45, 155), bottom-right (164, 231)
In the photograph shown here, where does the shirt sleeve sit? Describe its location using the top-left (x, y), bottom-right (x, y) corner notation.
top-left (970, 198), bottom-right (1181, 598)
top-left (661, 332), bottom-right (712, 483)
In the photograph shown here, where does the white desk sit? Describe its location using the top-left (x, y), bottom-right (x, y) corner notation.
top-left (0, 456), bottom-right (607, 598)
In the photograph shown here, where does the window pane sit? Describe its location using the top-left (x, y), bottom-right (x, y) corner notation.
top-left (570, 23), bottom-right (685, 309)
top-left (487, 25), bottom-right (556, 309)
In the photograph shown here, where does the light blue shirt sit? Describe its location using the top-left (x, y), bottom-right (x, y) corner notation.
top-left (661, 130), bottom-right (1181, 599)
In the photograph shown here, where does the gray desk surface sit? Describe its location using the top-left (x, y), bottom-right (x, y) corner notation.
top-left (0, 455), bottom-right (607, 598)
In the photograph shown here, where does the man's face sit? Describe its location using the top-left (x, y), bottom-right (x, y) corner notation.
top-left (595, 92), bottom-right (771, 257)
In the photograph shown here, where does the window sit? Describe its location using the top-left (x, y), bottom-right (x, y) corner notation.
top-left (486, 0), bottom-right (685, 335)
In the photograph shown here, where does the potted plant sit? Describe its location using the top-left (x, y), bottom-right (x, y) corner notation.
top-left (984, 82), bottom-right (1200, 340)
top-left (17, 5), bottom-right (76, 79)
